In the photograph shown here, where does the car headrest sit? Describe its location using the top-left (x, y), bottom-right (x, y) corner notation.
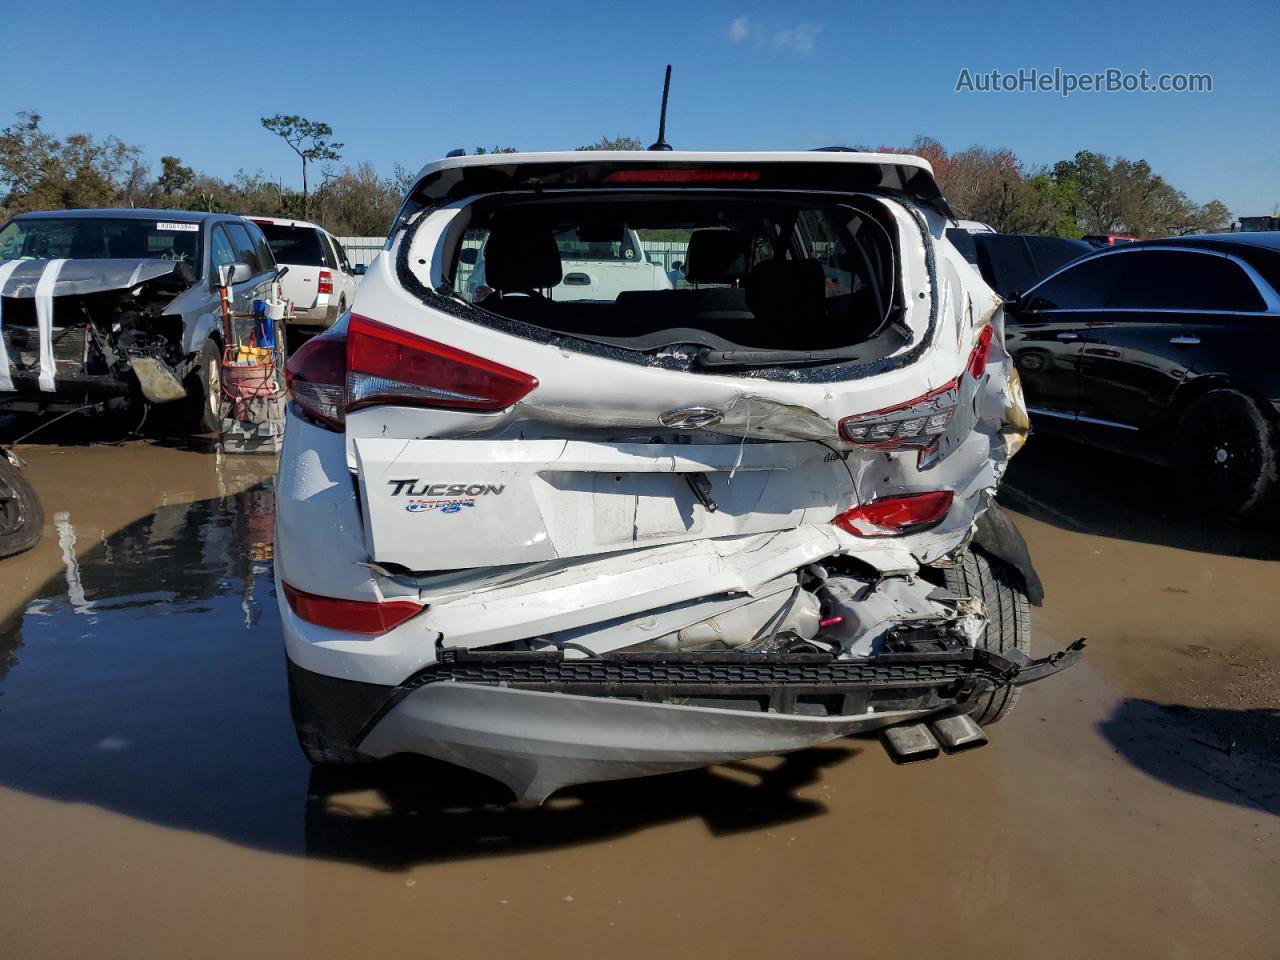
top-left (746, 258), bottom-right (827, 322)
top-left (684, 229), bottom-right (745, 284)
top-left (483, 218), bottom-right (563, 292)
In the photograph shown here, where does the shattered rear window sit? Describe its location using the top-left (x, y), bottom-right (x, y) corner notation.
top-left (449, 193), bottom-right (900, 355)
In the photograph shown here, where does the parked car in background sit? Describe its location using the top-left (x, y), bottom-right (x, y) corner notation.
top-left (461, 225), bottom-right (671, 302)
top-left (1005, 232), bottom-right (1280, 515)
top-left (278, 149), bottom-right (1081, 804)
top-left (1083, 233), bottom-right (1138, 248)
top-left (251, 217), bottom-right (358, 331)
top-left (0, 208), bottom-right (278, 432)
top-left (946, 229), bottom-right (1092, 299)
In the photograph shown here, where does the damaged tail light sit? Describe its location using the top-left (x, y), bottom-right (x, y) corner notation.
top-left (838, 325), bottom-right (994, 448)
top-left (285, 329), bottom-right (347, 430)
top-left (284, 314), bottom-right (539, 431)
top-left (282, 582), bottom-right (424, 634)
top-left (317, 270), bottom-right (334, 296)
top-left (832, 491), bottom-right (954, 537)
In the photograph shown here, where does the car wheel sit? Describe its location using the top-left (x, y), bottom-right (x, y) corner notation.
top-left (183, 339), bottom-right (224, 435)
top-left (0, 456), bottom-right (44, 560)
top-left (941, 547), bottom-right (1032, 725)
top-left (1173, 389), bottom-right (1278, 517)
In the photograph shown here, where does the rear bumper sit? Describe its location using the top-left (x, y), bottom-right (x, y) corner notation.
top-left (287, 640), bottom-right (1084, 804)
top-left (286, 304), bottom-right (333, 328)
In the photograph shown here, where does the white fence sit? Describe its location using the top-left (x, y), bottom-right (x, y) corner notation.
top-left (336, 236), bottom-right (388, 269)
top-left (336, 237), bottom-right (692, 274)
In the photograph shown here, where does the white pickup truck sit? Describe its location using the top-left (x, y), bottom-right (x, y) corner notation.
top-left (461, 225), bottom-right (671, 302)
top-left (251, 217), bottom-right (359, 331)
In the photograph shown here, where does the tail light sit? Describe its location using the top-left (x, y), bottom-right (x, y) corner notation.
top-left (284, 314), bottom-right (538, 430)
top-left (832, 491), bottom-right (954, 537)
top-left (283, 582), bottom-right (424, 634)
top-left (317, 270), bottom-right (333, 295)
top-left (285, 330), bottom-right (347, 430)
top-left (839, 325), bottom-right (994, 448)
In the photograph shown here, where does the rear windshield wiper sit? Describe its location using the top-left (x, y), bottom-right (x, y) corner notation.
top-left (696, 348), bottom-right (864, 368)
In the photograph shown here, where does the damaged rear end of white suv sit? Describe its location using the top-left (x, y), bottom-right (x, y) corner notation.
top-left (276, 151), bottom-right (1083, 804)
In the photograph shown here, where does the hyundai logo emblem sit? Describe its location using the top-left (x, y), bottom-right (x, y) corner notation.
top-left (658, 407), bottom-right (725, 430)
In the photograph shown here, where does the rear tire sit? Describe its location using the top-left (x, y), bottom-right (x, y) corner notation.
top-left (0, 457), bottom-right (44, 560)
top-left (942, 547), bottom-right (1032, 724)
top-left (1173, 389), bottom-right (1278, 517)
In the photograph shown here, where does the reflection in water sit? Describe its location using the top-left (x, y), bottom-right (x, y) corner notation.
top-left (55, 512), bottom-right (91, 615)
top-left (0, 470), bottom-right (843, 865)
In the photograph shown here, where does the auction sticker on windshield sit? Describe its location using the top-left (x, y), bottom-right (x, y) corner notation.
top-left (156, 222), bottom-right (200, 231)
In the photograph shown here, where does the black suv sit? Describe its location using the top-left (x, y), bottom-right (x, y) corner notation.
top-left (1005, 232), bottom-right (1280, 515)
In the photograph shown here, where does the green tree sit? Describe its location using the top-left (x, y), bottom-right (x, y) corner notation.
top-left (0, 111), bottom-right (145, 214)
top-left (310, 162), bottom-right (404, 235)
top-left (260, 114), bottom-right (343, 219)
top-left (576, 136), bottom-right (644, 151)
top-left (473, 146), bottom-right (518, 155)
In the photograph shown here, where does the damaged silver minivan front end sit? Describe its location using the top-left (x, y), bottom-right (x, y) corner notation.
top-left (276, 151), bottom-right (1082, 804)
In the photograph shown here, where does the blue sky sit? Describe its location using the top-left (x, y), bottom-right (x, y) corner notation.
top-left (3, 0), bottom-right (1277, 216)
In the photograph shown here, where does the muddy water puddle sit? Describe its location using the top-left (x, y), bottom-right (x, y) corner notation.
top-left (0, 435), bottom-right (1275, 959)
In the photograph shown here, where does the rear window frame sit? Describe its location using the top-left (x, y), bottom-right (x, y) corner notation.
top-left (396, 187), bottom-right (942, 385)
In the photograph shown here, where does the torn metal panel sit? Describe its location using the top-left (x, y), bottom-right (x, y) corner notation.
top-left (0, 257), bottom-right (195, 299)
top-left (0, 255), bottom-right (199, 406)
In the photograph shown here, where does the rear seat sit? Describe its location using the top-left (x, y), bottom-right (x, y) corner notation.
top-left (477, 221), bottom-right (841, 348)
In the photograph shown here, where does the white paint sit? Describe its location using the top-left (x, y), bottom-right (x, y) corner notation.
top-left (33, 258), bottom-right (67, 391)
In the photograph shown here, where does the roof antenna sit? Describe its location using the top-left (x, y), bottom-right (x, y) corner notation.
top-left (648, 65), bottom-right (674, 151)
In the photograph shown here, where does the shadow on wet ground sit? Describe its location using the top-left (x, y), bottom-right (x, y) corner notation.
top-left (1099, 699), bottom-right (1280, 817)
top-left (999, 434), bottom-right (1280, 561)
top-left (305, 747), bottom-right (853, 871)
top-left (0, 482), bottom-right (852, 868)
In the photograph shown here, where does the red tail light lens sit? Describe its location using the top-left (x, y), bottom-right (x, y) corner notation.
top-left (832, 491), bottom-right (954, 538)
top-left (967, 324), bottom-right (994, 379)
top-left (346, 314), bottom-right (538, 413)
top-left (283, 582), bottom-right (424, 634)
top-left (284, 316), bottom-right (539, 431)
top-left (317, 270), bottom-right (333, 295)
top-left (285, 330), bottom-right (347, 430)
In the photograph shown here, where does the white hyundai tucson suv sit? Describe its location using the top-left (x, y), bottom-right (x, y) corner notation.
top-left (277, 150), bottom-right (1082, 804)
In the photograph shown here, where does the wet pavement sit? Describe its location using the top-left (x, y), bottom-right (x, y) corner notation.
top-left (0, 432), bottom-right (1275, 959)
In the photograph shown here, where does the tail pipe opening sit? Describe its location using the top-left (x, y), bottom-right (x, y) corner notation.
top-left (881, 723), bottom-right (941, 764)
top-left (928, 713), bottom-right (989, 753)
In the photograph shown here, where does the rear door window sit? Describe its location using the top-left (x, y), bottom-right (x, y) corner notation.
top-left (210, 226), bottom-right (237, 272)
top-left (1025, 255), bottom-right (1127, 310)
top-left (244, 221), bottom-right (277, 274)
top-left (1109, 250), bottom-right (1266, 312)
top-left (330, 236), bottom-right (352, 273)
top-left (224, 222), bottom-right (263, 274)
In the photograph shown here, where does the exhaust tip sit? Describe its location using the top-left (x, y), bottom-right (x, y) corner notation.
top-left (929, 713), bottom-right (989, 753)
top-left (881, 723), bottom-right (941, 764)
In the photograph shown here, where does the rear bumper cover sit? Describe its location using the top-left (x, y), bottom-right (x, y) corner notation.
top-left (287, 639), bottom-right (1084, 804)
